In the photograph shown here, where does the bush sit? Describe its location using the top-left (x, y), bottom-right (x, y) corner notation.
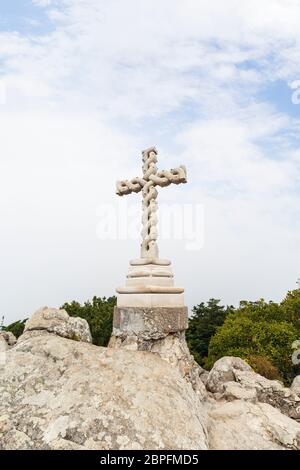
top-left (247, 355), bottom-right (281, 381)
top-left (206, 298), bottom-right (300, 384)
top-left (281, 289), bottom-right (300, 329)
top-left (186, 299), bottom-right (233, 367)
top-left (4, 319), bottom-right (27, 338)
top-left (62, 296), bottom-right (116, 347)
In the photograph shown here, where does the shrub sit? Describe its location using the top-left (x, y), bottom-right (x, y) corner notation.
top-left (62, 296), bottom-right (116, 347)
top-left (186, 299), bottom-right (233, 367)
top-left (247, 355), bottom-right (281, 381)
top-left (206, 298), bottom-right (299, 384)
top-left (4, 319), bottom-right (27, 338)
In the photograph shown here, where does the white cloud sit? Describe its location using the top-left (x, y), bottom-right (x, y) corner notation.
top-left (25, 18), bottom-right (42, 27)
top-left (32, 0), bottom-right (53, 6)
top-left (0, 0), bottom-right (300, 322)
top-left (1, 1), bottom-right (299, 118)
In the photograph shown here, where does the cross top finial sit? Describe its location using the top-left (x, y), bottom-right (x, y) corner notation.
top-left (142, 146), bottom-right (157, 159)
top-left (116, 147), bottom-right (187, 262)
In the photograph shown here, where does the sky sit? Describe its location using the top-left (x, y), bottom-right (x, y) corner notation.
top-left (0, 0), bottom-right (300, 324)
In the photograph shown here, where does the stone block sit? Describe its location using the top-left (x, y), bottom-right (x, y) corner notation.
top-left (112, 306), bottom-right (188, 340)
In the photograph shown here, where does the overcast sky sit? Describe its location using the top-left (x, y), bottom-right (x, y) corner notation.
top-left (1, 0), bottom-right (300, 324)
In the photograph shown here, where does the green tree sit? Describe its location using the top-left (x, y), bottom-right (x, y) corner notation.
top-left (62, 296), bottom-right (116, 347)
top-left (4, 319), bottom-right (27, 338)
top-left (281, 288), bottom-right (300, 329)
top-left (206, 298), bottom-right (300, 384)
top-left (186, 299), bottom-right (233, 367)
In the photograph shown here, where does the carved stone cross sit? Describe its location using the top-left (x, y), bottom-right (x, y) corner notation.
top-left (116, 147), bottom-right (187, 261)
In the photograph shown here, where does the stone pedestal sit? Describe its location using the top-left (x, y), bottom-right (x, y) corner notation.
top-left (109, 304), bottom-right (206, 396)
top-left (111, 306), bottom-right (188, 341)
top-left (116, 258), bottom-right (185, 308)
top-left (110, 257), bottom-right (207, 396)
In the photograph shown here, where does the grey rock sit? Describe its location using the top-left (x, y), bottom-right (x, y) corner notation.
top-left (199, 370), bottom-right (209, 386)
top-left (1, 311), bottom-right (300, 451)
top-left (110, 330), bottom-right (207, 400)
top-left (207, 400), bottom-right (300, 450)
top-left (0, 331), bottom-right (17, 349)
top-left (20, 307), bottom-right (92, 343)
top-left (206, 356), bottom-right (252, 394)
top-left (0, 334), bottom-right (208, 450)
top-left (112, 306), bottom-right (188, 340)
top-left (206, 356), bottom-right (300, 420)
top-left (291, 376), bottom-right (300, 396)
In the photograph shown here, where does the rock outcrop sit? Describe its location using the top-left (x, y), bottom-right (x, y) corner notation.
top-left (0, 309), bottom-right (300, 450)
top-left (109, 305), bottom-right (207, 399)
top-left (0, 331), bottom-right (17, 350)
top-left (205, 357), bottom-right (300, 449)
top-left (110, 329), bottom-right (207, 400)
top-left (21, 307), bottom-right (92, 344)
top-left (206, 356), bottom-right (300, 420)
top-left (207, 401), bottom-right (300, 450)
top-left (0, 323), bottom-right (207, 450)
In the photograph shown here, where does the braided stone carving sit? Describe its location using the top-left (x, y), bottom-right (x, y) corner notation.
top-left (116, 147), bottom-right (187, 260)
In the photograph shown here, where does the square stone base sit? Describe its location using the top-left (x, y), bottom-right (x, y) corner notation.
top-left (112, 306), bottom-right (188, 340)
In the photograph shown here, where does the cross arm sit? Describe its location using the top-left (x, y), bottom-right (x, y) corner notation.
top-left (149, 165), bottom-right (187, 187)
top-left (116, 177), bottom-right (146, 196)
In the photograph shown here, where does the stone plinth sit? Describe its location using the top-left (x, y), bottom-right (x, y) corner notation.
top-left (111, 256), bottom-right (206, 395)
top-left (112, 306), bottom-right (188, 340)
top-left (116, 258), bottom-right (185, 308)
top-left (109, 306), bottom-right (206, 397)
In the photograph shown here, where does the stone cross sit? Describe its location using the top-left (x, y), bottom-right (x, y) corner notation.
top-left (116, 147), bottom-right (187, 261)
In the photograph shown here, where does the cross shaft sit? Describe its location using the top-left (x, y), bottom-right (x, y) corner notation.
top-left (116, 147), bottom-right (187, 260)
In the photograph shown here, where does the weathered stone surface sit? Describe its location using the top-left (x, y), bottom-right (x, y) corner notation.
top-left (0, 332), bottom-right (17, 363)
top-left (0, 334), bottom-right (208, 450)
top-left (0, 331), bottom-right (17, 349)
top-left (112, 306), bottom-right (188, 339)
top-left (206, 356), bottom-right (252, 393)
top-left (206, 356), bottom-right (300, 420)
top-left (221, 382), bottom-right (257, 402)
top-left (291, 376), bottom-right (300, 396)
top-left (199, 370), bottom-right (209, 386)
top-left (207, 400), bottom-right (300, 450)
top-left (1, 308), bottom-right (300, 451)
top-left (0, 331), bottom-right (17, 354)
top-left (0, 336), bottom-right (7, 355)
top-left (110, 331), bottom-right (207, 400)
top-left (110, 306), bottom-right (205, 399)
top-left (21, 307), bottom-right (92, 344)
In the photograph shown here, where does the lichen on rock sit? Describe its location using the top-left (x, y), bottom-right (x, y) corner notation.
top-left (0, 307), bottom-right (300, 451)
top-left (20, 306), bottom-right (92, 344)
top-left (0, 333), bottom-right (208, 450)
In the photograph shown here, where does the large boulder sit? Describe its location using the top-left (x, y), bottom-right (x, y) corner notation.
top-left (207, 400), bottom-right (300, 450)
top-left (0, 333), bottom-right (208, 450)
top-left (206, 356), bottom-right (252, 393)
top-left (21, 307), bottom-right (92, 344)
top-left (206, 357), bottom-right (300, 420)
